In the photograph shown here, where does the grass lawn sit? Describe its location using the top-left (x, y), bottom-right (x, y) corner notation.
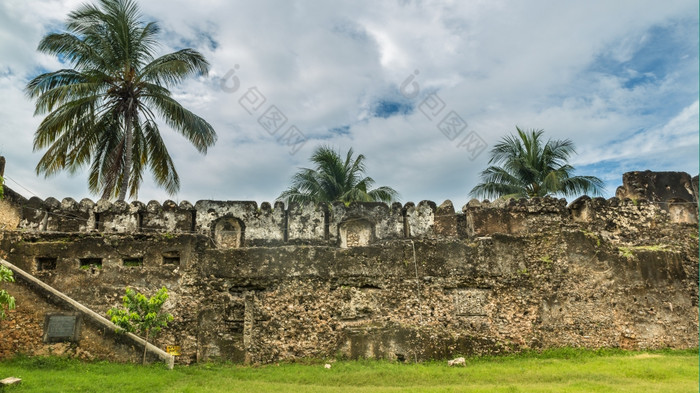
top-left (0, 348), bottom-right (697, 392)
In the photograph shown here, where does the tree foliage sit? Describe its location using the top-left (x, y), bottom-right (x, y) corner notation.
top-left (0, 265), bottom-right (16, 320)
top-left (278, 146), bottom-right (399, 204)
top-left (107, 286), bottom-right (173, 364)
top-left (26, 0), bottom-right (217, 200)
top-left (470, 127), bottom-right (604, 199)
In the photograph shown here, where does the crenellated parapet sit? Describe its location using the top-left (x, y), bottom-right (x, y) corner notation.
top-left (95, 199), bottom-right (139, 232)
top-left (404, 200), bottom-right (437, 238)
top-left (140, 200), bottom-right (195, 233)
top-left (328, 201), bottom-right (404, 247)
top-left (462, 196), bottom-right (568, 237)
top-left (195, 200), bottom-right (286, 246)
top-left (285, 202), bottom-right (327, 244)
top-left (4, 188), bottom-right (696, 248)
top-left (20, 197), bottom-right (94, 232)
top-left (567, 195), bottom-right (697, 229)
top-left (615, 170), bottom-right (697, 209)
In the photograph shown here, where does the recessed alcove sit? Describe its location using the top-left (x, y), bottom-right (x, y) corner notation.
top-left (213, 217), bottom-right (245, 249)
top-left (36, 257), bottom-right (57, 271)
top-left (339, 219), bottom-right (373, 248)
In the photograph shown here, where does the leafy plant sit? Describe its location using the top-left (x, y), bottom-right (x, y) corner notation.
top-left (107, 287), bottom-right (173, 365)
top-left (0, 265), bottom-right (16, 319)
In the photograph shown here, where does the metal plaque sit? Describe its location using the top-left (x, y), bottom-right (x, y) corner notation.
top-left (43, 314), bottom-right (81, 342)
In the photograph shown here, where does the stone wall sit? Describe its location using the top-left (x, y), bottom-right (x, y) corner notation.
top-left (615, 170), bottom-right (698, 208)
top-left (0, 171), bottom-right (697, 365)
top-left (0, 279), bottom-right (140, 362)
top-left (8, 194), bottom-right (696, 247)
top-left (1, 226), bottom-right (695, 365)
top-left (0, 198), bottom-right (696, 364)
top-left (0, 259), bottom-right (174, 367)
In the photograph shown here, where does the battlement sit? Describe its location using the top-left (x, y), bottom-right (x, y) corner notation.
top-left (3, 190), bottom-right (696, 249)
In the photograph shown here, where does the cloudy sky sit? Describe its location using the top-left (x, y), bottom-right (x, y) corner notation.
top-left (0, 0), bottom-right (697, 208)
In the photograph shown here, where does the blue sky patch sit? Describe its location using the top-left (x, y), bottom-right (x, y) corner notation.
top-left (372, 99), bottom-right (413, 118)
top-left (591, 19), bottom-right (698, 87)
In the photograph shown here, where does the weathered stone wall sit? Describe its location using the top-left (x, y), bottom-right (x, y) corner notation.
top-left (0, 171), bottom-right (697, 365)
top-left (0, 279), bottom-right (144, 362)
top-left (0, 199), bottom-right (696, 364)
top-left (615, 170), bottom-right (698, 208)
top-left (0, 258), bottom-right (174, 367)
top-left (11, 193), bottom-right (694, 248)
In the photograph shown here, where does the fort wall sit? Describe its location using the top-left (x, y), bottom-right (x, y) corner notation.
top-left (5, 193), bottom-right (697, 246)
top-left (0, 171), bottom-right (697, 365)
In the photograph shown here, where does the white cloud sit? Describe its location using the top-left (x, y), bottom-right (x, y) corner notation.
top-left (0, 0), bottom-right (696, 208)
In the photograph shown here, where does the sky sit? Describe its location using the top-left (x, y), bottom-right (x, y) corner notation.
top-left (0, 0), bottom-right (697, 208)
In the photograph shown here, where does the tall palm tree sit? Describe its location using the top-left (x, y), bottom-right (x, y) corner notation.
top-left (26, 0), bottom-right (216, 200)
top-left (470, 127), bottom-right (604, 199)
top-left (278, 146), bottom-right (399, 204)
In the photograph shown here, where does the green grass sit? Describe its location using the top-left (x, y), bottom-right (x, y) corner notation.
top-left (0, 349), bottom-right (697, 392)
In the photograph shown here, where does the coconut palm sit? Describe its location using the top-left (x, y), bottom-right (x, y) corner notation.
top-left (26, 0), bottom-right (216, 200)
top-left (470, 127), bottom-right (604, 199)
top-left (278, 146), bottom-right (399, 204)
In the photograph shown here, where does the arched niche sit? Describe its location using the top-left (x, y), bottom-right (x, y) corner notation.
top-left (213, 217), bottom-right (245, 249)
top-left (339, 219), bottom-right (373, 248)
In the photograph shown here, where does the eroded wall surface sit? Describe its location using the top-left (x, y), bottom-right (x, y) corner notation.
top-left (0, 184), bottom-right (696, 364)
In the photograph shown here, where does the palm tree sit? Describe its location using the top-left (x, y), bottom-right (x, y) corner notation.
top-left (278, 146), bottom-right (399, 204)
top-left (470, 127), bottom-right (604, 199)
top-left (26, 0), bottom-right (216, 200)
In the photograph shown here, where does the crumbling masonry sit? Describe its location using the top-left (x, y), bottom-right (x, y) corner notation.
top-left (0, 170), bottom-right (697, 364)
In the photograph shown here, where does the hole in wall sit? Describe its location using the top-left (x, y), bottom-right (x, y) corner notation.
top-left (36, 257), bottom-right (57, 271)
top-left (162, 251), bottom-right (180, 265)
top-left (122, 257), bottom-right (143, 267)
top-left (79, 258), bottom-right (102, 270)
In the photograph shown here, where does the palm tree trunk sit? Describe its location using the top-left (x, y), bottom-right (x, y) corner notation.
top-left (142, 328), bottom-right (150, 365)
top-left (118, 107), bottom-right (133, 201)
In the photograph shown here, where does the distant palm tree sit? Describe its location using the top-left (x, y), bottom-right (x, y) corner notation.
top-left (26, 0), bottom-right (217, 200)
top-left (279, 146), bottom-right (399, 204)
top-left (470, 127), bottom-right (604, 199)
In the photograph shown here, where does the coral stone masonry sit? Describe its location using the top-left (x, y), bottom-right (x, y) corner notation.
top-left (0, 170), bottom-right (697, 364)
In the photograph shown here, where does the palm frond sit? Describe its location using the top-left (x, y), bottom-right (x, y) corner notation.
top-left (27, 0), bottom-right (216, 200)
top-left (278, 146), bottom-right (399, 203)
top-left (470, 127), bottom-right (604, 200)
top-left (143, 91), bottom-right (217, 153)
top-left (140, 49), bottom-right (210, 86)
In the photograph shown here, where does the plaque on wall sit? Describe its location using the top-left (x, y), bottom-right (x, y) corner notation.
top-left (43, 313), bottom-right (82, 343)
